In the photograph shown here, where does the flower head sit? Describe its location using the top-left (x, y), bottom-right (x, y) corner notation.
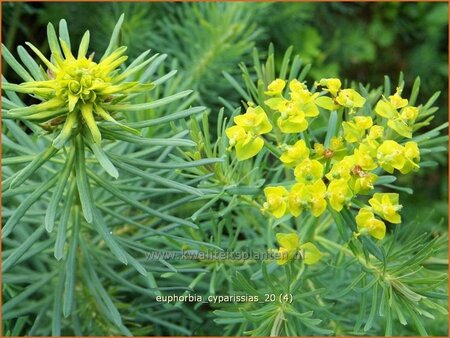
top-left (369, 193), bottom-right (402, 224)
top-left (375, 89), bottom-right (419, 138)
top-left (275, 233), bottom-right (322, 265)
top-left (262, 186), bottom-right (289, 218)
top-left (294, 158), bottom-right (324, 184)
top-left (343, 116), bottom-right (373, 143)
top-left (376, 140), bottom-right (406, 173)
top-left (401, 141), bottom-right (420, 174)
top-left (318, 78), bottom-right (342, 96)
top-left (280, 139), bottom-right (310, 166)
top-left (6, 21), bottom-right (154, 149)
top-left (336, 89), bottom-right (366, 111)
top-left (265, 80), bottom-right (319, 134)
top-left (265, 78), bottom-right (286, 96)
top-left (288, 180), bottom-right (327, 217)
top-left (327, 179), bottom-right (353, 211)
top-left (226, 106), bottom-right (272, 160)
top-left (355, 208), bottom-right (386, 240)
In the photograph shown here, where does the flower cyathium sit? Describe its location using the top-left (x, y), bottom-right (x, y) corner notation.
top-left (4, 16), bottom-right (154, 150)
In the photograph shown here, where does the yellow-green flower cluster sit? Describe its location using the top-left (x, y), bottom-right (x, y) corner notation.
top-left (4, 22), bottom-right (154, 149)
top-left (264, 79), bottom-right (319, 133)
top-left (375, 87), bottom-right (419, 138)
top-left (274, 233), bottom-right (322, 265)
top-left (226, 77), bottom-right (424, 241)
top-left (225, 106), bottom-right (272, 160)
top-left (355, 193), bottom-right (402, 240)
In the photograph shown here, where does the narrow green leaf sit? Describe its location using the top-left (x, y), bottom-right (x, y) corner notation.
top-left (3, 226), bottom-right (45, 272)
top-left (383, 75), bottom-right (391, 97)
top-left (45, 147), bottom-right (75, 232)
top-left (81, 241), bottom-right (124, 327)
top-left (77, 31), bottom-right (90, 58)
top-left (2, 44), bottom-right (34, 81)
top-left (100, 130), bottom-right (195, 147)
top-left (101, 13), bottom-right (124, 61)
top-left (223, 71), bottom-right (251, 102)
top-left (74, 136), bottom-right (93, 223)
top-left (409, 77), bottom-right (420, 106)
top-left (54, 181), bottom-right (76, 260)
top-left (58, 19), bottom-right (71, 49)
top-left (324, 110), bottom-right (338, 148)
top-left (47, 22), bottom-right (63, 58)
top-left (288, 55), bottom-right (302, 81)
top-left (17, 45), bottom-right (45, 81)
top-left (3, 119), bottom-right (38, 151)
top-left (52, 269), bottom-right (65, 336)
top-left (364, 282), bottom-right (378, 331)
top-left (109, 153), bottom-right (222, 169)
top-left (279, 46), bottom-right (293, 80)
top-left (126, 106), bottom-right (205, 129)
top-left (111, 158), bottom-right (203, 196)
top-left (3, 174), bottom-right (59, 238)
top-left (298, 63), bottom-right (311, 81)
top-left (105, 90), bottom-right (193, 112)
top-left (2, 273), bottom-right (55, 313)
top-left (84, 131), bottom-right (119, 179)
top-left (7, 145), bottom-right (58, 191)
top-left (63, 206), bottom-right (79, 317)
top-left (91, 207), bottom-right (128, 265)
top-left (88, 170), bottom-right (198, 228)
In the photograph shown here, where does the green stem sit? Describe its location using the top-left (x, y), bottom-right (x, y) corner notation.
top-left (270, 310), bottom-right (285, 337)
top-left (263, 138), bottom-right (282, 158)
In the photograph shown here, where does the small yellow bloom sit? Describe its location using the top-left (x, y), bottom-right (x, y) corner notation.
top-left (234, 135), bottom-right (265, 161)
top-left (400, 106), bottom-right (419, 121)
top-left (289, 79), bottom-right (307, 93)
top-left (318, 78), bottom-right (342, 96)
top-left (277, 107), bottom-right (309, 133)
top-left (387, 117), bottom-right (413, 138)
top-left (288, 180), bottom-right (327, 217)
top-left (265, 79), bottom-right (286, 96)
top-left (355, 208), bottom-right (386, 240)
top-left (353, 144), bottom-right (377, 171)
top-left (327, 179), bottom-right (353, 211)
top-left (314, 143), bottom-right (325, 157)
top-left (336, 89), bottom-right (366, 111)
top-left (326, 157), bottom-right (353, 181)
top-left (375, 99), bottom-right (397, 119)
top-left (275, 232), bottom-right (301, 265)
top-left (342, 116), bottom-right (373, 143)
top-left (369, 193), bottom-right (402, 224)
top-left (368, 125), bottom-right (384, 140)
top-left (300, 242), bottom-right (323, 265)
top-left (233, 106), bottom-right (272, 134)
top-left (350, 172), bottom-right (378, 194)
top-left (294, 158), bottom-right (324, 184)
top-left (375, 92), bottom-right (418, 138)
top-left (330, 136), bottom-right (344, 151)
top-left (280, 139), bottom-right (310, 166)
top-left (275, 233), bottom-right (322, 265)
top-left (388, 87), bottom-right (409, 109)
top-left (225, 125), bottom-right (246, 147)
top-left (226, 106), bottom-right (272, 161)
top-left (376, 140), bottom-right (405, 173)
top-left (262, 186), bottom-right (289, 218)
top-left (400, 141), bottom-right (420, 174)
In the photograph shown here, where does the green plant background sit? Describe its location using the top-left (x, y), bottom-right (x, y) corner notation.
top-left (2, 2), bottom-right (448, 336)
